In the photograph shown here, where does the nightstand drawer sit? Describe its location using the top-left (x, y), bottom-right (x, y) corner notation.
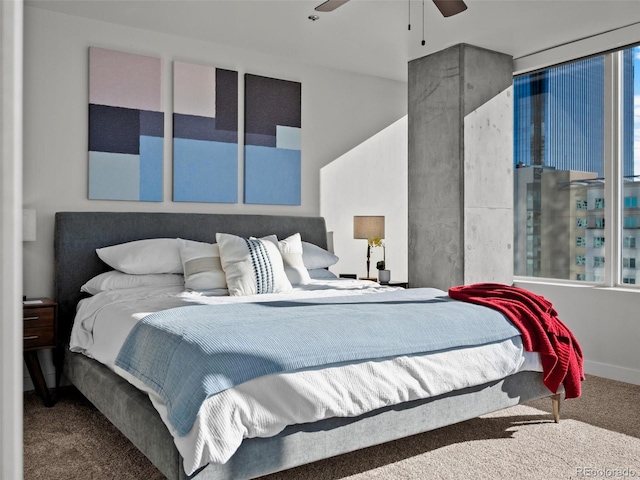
top-left (22, 298), bottom-right (58, 406)
top-left (23, 307), bottom-right (55, 328)
top-left (23, 325), bottom-right (55, 349)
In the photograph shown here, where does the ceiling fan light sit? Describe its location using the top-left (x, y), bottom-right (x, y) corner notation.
top-left (432, 0), bottom-right (468, 17)
top-left (315, 0), bottom-right (350, 12)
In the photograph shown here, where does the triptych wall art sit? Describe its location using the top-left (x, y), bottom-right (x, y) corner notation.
top-left (88, 47), bottom-right (302, 205)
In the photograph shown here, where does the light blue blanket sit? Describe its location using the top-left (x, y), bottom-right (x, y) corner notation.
top-left (115, 288), bottom-right (520, 436)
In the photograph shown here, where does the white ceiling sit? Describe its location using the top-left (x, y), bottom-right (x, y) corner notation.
top-left (26, 0), bottom-right (640, 82)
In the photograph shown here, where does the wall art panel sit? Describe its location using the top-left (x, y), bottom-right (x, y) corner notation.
top-left (88, 47), bottom-right (164, 201)
top-left (244, 74), bottom-right (301, 205)
top-left (173, 62), bottom-right (238, 203)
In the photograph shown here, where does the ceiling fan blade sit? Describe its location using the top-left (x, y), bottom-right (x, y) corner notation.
top-left (315, 0), bottom-right (350, 12)
top-left (432, 0), bottom-right (467, 17)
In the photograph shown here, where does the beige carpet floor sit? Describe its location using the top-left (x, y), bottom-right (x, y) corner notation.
top-left (24, 374), bottom-right (640, 479)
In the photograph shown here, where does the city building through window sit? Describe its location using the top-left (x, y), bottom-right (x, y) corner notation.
top-left (514, 45), bottom-right (639, 286)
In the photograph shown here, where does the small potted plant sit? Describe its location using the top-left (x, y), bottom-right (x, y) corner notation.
top-left (376, 246), bottom-right (390, 284)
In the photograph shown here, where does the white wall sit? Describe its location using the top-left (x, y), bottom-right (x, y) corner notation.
top-left (22, 6), bottom-right (407, 297)
top-left (515, 281), bottom-right (640, 385)
top-left (321, 117), bottom-right (408, 281)
top-left (22, 6), bottom-right (407, 389)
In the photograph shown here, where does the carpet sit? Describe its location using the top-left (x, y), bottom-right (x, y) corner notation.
top-left (24, 375), bottom-right (640, 479)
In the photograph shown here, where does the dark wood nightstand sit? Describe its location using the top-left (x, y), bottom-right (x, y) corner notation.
top-left (23, 298), bottom-right (58, 407)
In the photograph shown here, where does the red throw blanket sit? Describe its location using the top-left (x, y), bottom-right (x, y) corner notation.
top-left (448, 283), bottom-right (584, 399)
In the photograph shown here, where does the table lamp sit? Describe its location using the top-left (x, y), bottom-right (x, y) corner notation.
top-left (353, 215), bottom-right (385, 279)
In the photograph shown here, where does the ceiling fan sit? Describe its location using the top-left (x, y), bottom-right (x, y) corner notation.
top-left (315, 0), bottom-right (468, 17)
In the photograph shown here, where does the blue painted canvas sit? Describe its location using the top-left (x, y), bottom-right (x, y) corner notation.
top-left (88, 47), bottom-right (164, 201)
top-left (173, 63), bottom-right (238, 203)
top-left (244, 74), bottom-right (301, 206)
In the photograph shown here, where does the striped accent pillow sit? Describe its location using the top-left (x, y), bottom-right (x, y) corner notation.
top-left (216, 233), bottom-right (292, 296)
top-left (177, 239), bottom-right (227, 291)
top-left (244, 237), bottom-right (275, 293)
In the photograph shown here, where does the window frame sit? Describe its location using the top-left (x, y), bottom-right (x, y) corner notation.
top-left (513, 46), bottom-right (638, 290)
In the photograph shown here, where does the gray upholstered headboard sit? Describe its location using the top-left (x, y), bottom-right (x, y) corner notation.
top-left (54, 211), bottom-right (328, 344)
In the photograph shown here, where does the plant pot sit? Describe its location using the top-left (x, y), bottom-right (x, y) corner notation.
top-left (378, 269), bottom-right (391, 284)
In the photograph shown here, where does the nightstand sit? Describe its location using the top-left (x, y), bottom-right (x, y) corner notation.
top-left (23, 298), bottom-right (58, 407)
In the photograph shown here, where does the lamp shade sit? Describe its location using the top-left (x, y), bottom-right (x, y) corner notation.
top-left (23, 209), bottom-right (36, 242)
top-left (353, 216), bottom-right (385, 240)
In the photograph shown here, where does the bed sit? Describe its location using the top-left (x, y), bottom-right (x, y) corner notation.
top-left (54, 211), bottom-right (568, 480)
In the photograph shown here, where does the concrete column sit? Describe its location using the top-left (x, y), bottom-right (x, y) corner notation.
top-left (408, 44), bottom-right (514, 290)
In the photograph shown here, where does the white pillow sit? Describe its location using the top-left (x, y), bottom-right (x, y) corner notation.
top-left (216, 233), bottom-right (292, 296)
top-left (96, 238), bottom-right (182, 274)
top-left (301, 241), bottom-right (339, 269)
top-left (308, 268), bottom-right (338, 280)
top-left (81, 271), bottom-right (184, 295)
top-left (263, 233), bottom-right (311, 285)
top-left (177, 239), bottom-right (227, 291)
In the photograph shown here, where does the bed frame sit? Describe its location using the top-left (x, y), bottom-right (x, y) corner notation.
top-left (54, 211), bottom-right (561, 480)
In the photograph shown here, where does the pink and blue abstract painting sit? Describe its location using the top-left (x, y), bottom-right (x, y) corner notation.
top-left (88, 47), bottom-right (164, 201)
top-left (173, 62), bottom-right (238, 203)
top-left (244, 74), bottom-right (301, 205)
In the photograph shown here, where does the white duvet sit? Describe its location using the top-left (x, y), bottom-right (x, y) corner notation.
top-left (69, 279), bottom-right (542, 476)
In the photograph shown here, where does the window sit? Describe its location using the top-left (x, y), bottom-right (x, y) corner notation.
top-left (619, 45), bottom-right (640, 284)
top-left (514, 45), bottom-right (639, 287)
top-left (624, 217), bottom-right (639, 229)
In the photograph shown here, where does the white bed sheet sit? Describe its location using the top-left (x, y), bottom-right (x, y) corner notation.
top-left (69, 279), bottom-right (542, 475)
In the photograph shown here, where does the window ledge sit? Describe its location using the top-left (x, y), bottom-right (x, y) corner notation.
top-left (513, 276), bottom-right (595, 288)
top-left (514, 276), bottom-right (640, 294)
